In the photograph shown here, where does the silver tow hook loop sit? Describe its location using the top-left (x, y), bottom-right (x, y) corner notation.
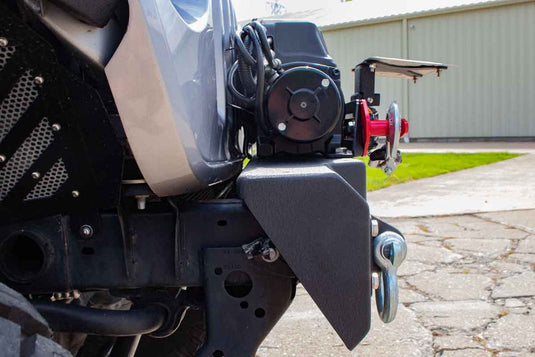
top-left (373, 231), bottom-right (407, 323)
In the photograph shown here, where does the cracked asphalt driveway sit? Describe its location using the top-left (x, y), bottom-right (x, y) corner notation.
top-left (256, 209), bottom-right (535, 357)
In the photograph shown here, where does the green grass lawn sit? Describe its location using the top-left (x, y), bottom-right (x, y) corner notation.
top-left (363, 152), bottom-right (522, 191)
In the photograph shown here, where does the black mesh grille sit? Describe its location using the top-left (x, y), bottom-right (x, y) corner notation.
top-left (0, 70), bottom-right (39, 143)
top-left (0, 118), bottom-right (54, 200)
top-left (0, 4), bottom-right (123, 222)
top-left (0, 44), bottom-right (15, 71)
top-left (25, 158), bottom-right (68, 201)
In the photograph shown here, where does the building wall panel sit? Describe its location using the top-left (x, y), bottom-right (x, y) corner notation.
top-left (407, 1), bottom-right (535, 138)
top-left (323, 21), bottom-right (406, 119)
top-left (321, 1), bottom-right (535, 138)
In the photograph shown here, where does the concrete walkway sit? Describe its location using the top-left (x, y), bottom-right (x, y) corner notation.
top-left (368, 149), bottom-right (535, 218)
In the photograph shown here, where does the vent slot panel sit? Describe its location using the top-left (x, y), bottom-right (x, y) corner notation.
top-left (25, 158), bottom-right (68, 201)
top-left (0, 70), bottom-right (39, 143)
top-left (0, 118), bottom-right (54, 200)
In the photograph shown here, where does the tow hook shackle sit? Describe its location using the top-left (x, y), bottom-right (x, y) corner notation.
top-left (373, 231), bottom-right (407, 323)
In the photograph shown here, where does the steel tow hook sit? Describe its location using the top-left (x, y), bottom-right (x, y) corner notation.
top-left (373, 231), bottom-right (407, 323)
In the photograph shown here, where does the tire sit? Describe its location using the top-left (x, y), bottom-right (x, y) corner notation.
top-left (135, 308), bottom-right (206, 357)
top-left (0, 283), bottom-right (71, 356)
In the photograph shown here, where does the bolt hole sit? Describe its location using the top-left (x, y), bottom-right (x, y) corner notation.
top-left (224, 271), bottom-right (253, 298)
top-left (240, 301), bottom-right (248, 309)
top-left (217, 220), bottom-right (227, 227)
top-left (254, 308), bottom-right (265, 318)
top-left (214, 267), bottom-right (223, 275)
top-left (81, 247), bottom-right (95, 255)
top-left (213, 351), bottom-right (224, 357)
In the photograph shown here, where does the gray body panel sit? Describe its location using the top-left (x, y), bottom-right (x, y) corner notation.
top-left (104, 0), bottom-right (242, 195)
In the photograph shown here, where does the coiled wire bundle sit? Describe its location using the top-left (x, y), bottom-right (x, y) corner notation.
top-left (228, 21), bottom-right (282, 135)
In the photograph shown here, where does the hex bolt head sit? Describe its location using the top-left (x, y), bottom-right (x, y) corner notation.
top-left (34, 76), bottom-right (44, 85)
top-left (0, 38), bottom-right (8, 47)
top-left (367, 97), bottom-right (374, 104)
top-left (262, 248), bottom-right (280, 263)
top-left (31, 171), bottom-right (40, 179)
top-left (0, 155), bottom-right (6, 163)
top-left (371, 219), bottom-right (379, 237)
top-left (277, 123), bottom-right (287, 132)
top-left (321, 78), bottom-right (330, 88)
top-left (371, 272), bottom-right (380, 290)
top-left (51, 123), bottom-right (61, 132)
top-left (71, 190), bottom-right (80, 198)
top-left (136, 195), bottom-right (148, 210)
top-left (80, 225), bottom-right (94, 239)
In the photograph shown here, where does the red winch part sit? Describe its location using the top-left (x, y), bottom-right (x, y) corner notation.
top-left (359, 99), bottom-right (408, 156)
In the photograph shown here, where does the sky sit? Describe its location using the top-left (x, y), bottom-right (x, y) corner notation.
top-left (231, 0), bottom-right (481, 22)
top-left (232, 0), bottom-right (340, 20)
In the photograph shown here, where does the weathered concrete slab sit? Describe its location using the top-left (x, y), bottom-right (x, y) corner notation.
top-left (418, 216), bottom-right (528, 240)
top-left (492, 272), bottom-right (535, 299)
top-left (433, 334), bottom-right (483, 351)
top-left (516, 235), bottom-right (535, 254)
top-left (441, 349), bottom-right (491, 357)
top-left (444, 238), bottom-right (510, 257)
top-left (477, 210), bottom-right (535, 233)
top-left (398, 261), bottom-right (435, 277)
top-left (409, 300), bottom-right (500, 330)
top-left (406, 272), bottom-right (492, 301)
top-left (484, 313), bottom-right (535, 350)
top-left (406, 242), bottom-right (463, 264)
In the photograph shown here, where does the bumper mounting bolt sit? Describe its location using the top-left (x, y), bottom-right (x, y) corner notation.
top-left (372, 272), bottom-right (380, 290)
top-left (371, 219), bottom-right (379, 237)
top-left (80, 225), bottom-right (94, 239)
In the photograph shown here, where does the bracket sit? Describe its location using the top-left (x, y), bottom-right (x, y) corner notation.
top-left (197, 247), bottom-right (295, 357)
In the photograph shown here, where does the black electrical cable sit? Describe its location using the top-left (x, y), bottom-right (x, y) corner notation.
top-left (228, 22), bottom-right (280, 138)
top-left (233, 33), bottom-right (256, 65)
top-left (242, 25), bottom-right (269, 134)
top-left (237, 35), bottom-right (256, 97)
top-left (250, 21), bottom-right (275, 67)
top-left (227, 61), bottom-right (255, 105)
top-left (229, 32), bottom-right (256, 105)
